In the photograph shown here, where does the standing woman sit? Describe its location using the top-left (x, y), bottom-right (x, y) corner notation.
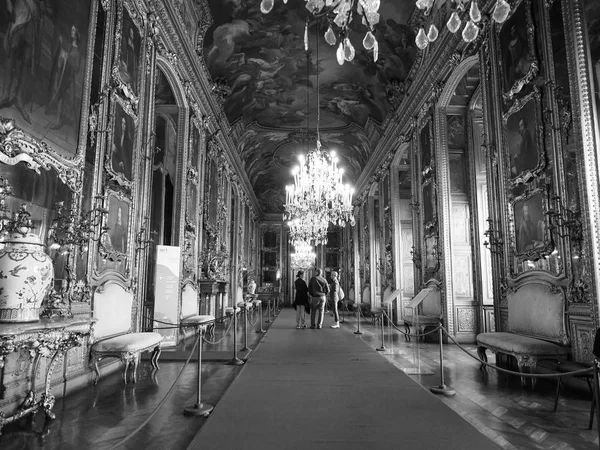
top-left (329, 271), bottom-right (340, 329)
top-left (293, 270), bottom-right (309, 329)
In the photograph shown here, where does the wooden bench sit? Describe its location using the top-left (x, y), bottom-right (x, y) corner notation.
top-left (89, 281), bottom-right (163, 384)
top-left (476, 276), bottom-right (570, 387)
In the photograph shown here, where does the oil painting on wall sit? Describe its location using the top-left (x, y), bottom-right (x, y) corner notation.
top-left (117, 5), bottom-right (141, 97)
top-left (109, 100), bottom-right (135, 184)
top-left (513, 191), bottom-right (546, 254)
top-left (505, 95), bottom-right (540, 181)
top-left (498, 0), bottom-right (535, 96)
top-left (0, 0), bottom-right (94, 157)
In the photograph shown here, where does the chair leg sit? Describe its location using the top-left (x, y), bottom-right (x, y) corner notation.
top-left (151, 345), bottom-right (162, 370)
top-left (553, 377), bottom-right (562, 412)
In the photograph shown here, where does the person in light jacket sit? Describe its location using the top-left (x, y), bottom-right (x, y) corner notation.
top-left (329, 271), bottom-right (340, 329)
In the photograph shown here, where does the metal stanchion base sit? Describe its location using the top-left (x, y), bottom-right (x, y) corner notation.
top-left (227, 357), bottom-right (245, 365)
top-left (240, 346), bottom-right (250, 352)
top-left (376, 346), bottom-right (386, 351)
top-left (353, 330), bottom-right (363, 335)
top-left (430, 384), bottom-right (456, 396)
top-left (184, 403), bottom-right (214, 416)
top-left (256, 329), bottom-right (266, 333)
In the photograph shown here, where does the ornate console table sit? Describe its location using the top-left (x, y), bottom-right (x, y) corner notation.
top-left (0, 317), bottom-right (95, 434)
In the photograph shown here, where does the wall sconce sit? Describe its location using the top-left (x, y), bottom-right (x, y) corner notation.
top-left (135, 220), bottom-right (156, 254)
top-left (545, 184), bottom-right (583, 247)
top-left (47, 199), bottom-right (108, 256)
top-left (483, 218), bottom-right (503, 255)
top-left (410, 245), bottom-right (422, 267)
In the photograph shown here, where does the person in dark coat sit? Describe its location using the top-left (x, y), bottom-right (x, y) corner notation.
top-left (293, 270), bottom-right (309, 329)
top-left (308, 268), bottom-right (329, 329)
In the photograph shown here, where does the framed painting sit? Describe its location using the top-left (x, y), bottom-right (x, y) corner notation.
top-left (114, 2), bottom-right (142, 100)
top-left (503, 91), bottom-right (544, 184)
top-left (107, 96), bottom-right (136, 186)
top-left (497, 0), bottom-right (538, 100)
top-left (511, 189), bottom-right (550, 258)
top-left (0, 0), bottom-right (97, 159)
top-left (99, 189), bottom-right (131, 266)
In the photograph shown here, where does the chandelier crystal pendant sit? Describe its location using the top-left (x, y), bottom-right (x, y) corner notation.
top-left (260, 0), bottom-right (381, 64)
top-left (415, 0), bottom-right (510, 50)
top-left (290, 240), bottom-right (317, 269)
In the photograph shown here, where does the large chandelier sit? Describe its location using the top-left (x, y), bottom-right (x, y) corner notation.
top-left (285, 140), bottom-right (355, 245)
top-left (290, 240), bottom-right (317, 269)
top-left (284, 19), bottom-right (355, 246)
top-left (415, 0), bottom-right (510, 50)
top-left (260, 0), bottom-right (381, 65)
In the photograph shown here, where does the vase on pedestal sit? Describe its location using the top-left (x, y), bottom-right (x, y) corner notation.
top-left (0, 232), bottom-right (54, 323)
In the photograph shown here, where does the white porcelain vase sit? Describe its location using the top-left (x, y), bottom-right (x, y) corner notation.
top-left (0, 232), bottom-right (54, 322)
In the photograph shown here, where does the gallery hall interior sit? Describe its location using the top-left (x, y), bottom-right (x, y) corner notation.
top-left (1, 0), bottom-right (600, 448)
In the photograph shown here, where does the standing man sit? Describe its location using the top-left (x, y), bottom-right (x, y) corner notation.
top-left (293, 270), bottom-right (309, 329)
top-left (308, 268), bottom-right (329, 329)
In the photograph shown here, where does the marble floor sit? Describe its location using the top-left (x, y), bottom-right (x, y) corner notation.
top-left (0, 306), bottom-right (597, 450)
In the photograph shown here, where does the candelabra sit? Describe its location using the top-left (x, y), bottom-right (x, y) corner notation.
top-left (545, 193), bottom-right (583, 246)
top-left (483, 218), bottom-right (503, 255)
top-left (47, 200), bottom-right (108, 256)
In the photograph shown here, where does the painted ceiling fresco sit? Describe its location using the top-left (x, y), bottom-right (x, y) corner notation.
top-left (203, 0), bottom-right (419, 213)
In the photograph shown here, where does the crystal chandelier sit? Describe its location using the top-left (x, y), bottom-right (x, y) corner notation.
top-left (415, 0), bottom-right (510, 50)
top-left (260, 0), bottom-right (381, 65)
top-left (285, 139), bottom-right (355, 245)
top-left (284, 21), bottom-right (355, 246)
top-left (290, 240), bottom-right (317, 269)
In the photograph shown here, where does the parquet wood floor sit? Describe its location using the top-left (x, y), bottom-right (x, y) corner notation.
top-left (0, 308), bottom-right (597, 450)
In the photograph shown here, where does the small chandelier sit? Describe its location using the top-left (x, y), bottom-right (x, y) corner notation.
top-left (290, 240), bottom-right (316, 269)
top-left (415, 0), bottom-right (510, 50)
top-left (260, 0), bottom-right (381, 65)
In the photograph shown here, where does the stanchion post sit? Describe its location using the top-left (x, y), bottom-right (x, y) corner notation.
top-left (266, 300), bottom-right (272, 323)
top-left (228, 307), bottom-right (244, 365)
top-left (430, 317), bottom-right (455, 396)
top-left (353, 304), bottom-right (363, 335)
top-left (184, 327), bottom-right (214, 416)
top-left (241, 303), bottom-right (249, 352)
top-left (256, 301), bottom-right (266, 333)
top-left (376, 310), bottom-right (386, 352)
top-left (594, 358), bottom-right (600, 443)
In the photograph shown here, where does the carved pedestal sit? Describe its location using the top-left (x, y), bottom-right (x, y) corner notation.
top-left (199, 280), bottom-right (227, 320)
top-left (0, 318), bottom-right (95, 434)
